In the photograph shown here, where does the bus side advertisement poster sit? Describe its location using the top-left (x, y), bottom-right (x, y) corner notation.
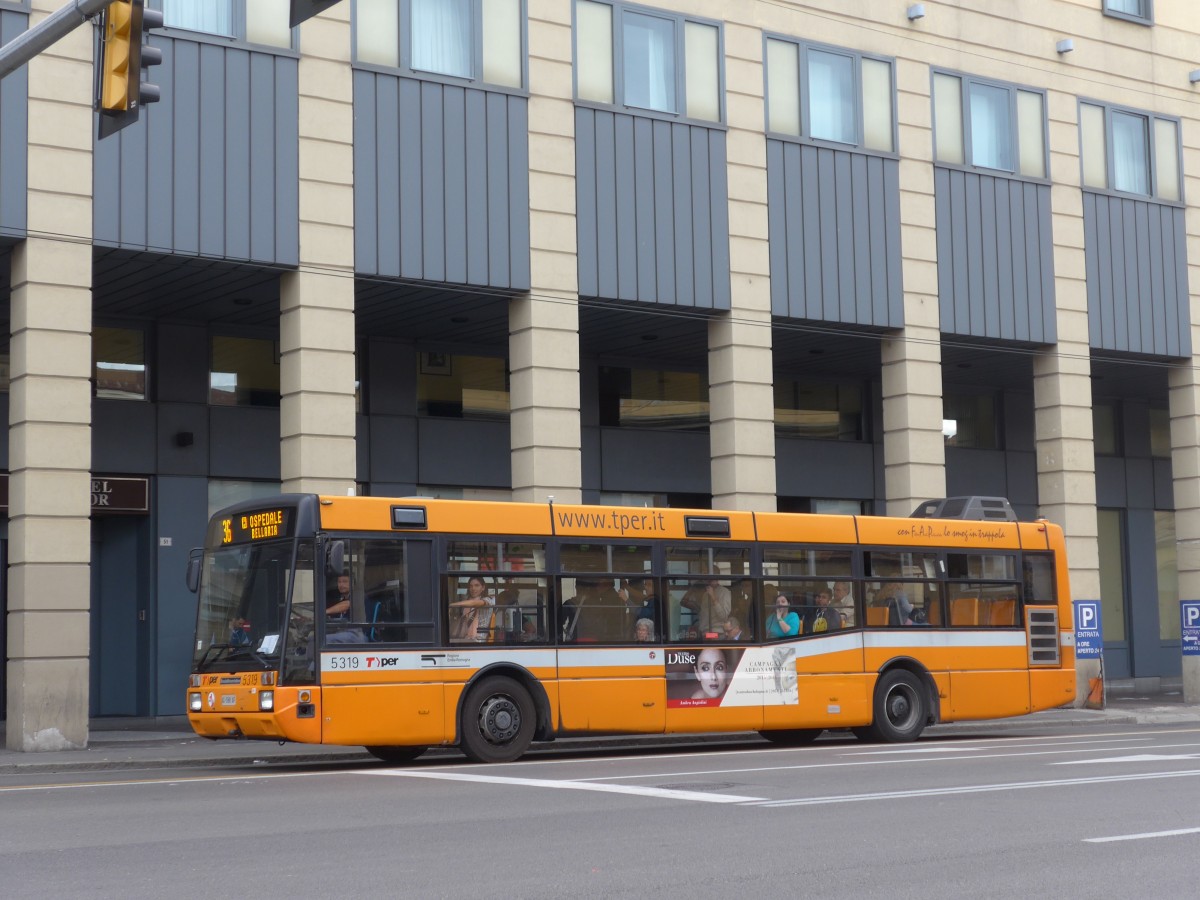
top-left (666, 646), bottom-right (799, 708)
top-left (207, 507), bottom-right (294, 547)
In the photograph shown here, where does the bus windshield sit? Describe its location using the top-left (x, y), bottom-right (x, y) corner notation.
top-left (193, 539), bottom-right (312, 672)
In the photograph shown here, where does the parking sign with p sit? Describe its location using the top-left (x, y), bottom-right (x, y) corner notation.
top-left (1074, 600), bottom-right (1102, 659)
top-left (1182, 601), bottom-right (1200, 656)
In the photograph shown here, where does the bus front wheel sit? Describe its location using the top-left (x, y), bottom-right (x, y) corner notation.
top-left (864, 669), bottom-right (926, 743)
top-left (460, 675), bottom-right (535, 763)
top-left (365, 745), bottom-right (426, 764)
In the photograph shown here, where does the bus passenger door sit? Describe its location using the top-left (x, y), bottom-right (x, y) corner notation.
top-left (556, 647), bottom-right (665, 734)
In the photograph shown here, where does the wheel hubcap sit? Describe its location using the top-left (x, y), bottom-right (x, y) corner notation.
top-left (886, 686), bottom-right (916, 729)
top-left (479, 694), bottom-right (520, 744)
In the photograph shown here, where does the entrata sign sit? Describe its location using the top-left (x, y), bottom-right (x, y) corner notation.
top-left (1073, 600), bottom-right (1103, 659)
top-left (0, 474), bottom-right (149, 515)
top-left (1182, 601), bottom-right (1200, 657)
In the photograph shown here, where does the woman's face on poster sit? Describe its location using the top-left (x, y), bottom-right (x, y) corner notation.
top-left (693, 648), bottom-right (729, 698)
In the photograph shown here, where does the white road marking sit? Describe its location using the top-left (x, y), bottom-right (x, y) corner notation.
top-left (1054, 753), bottom-right (1200, 765)
top-left (580, 742), bottom-right (1200, 782)
top-left (748, 769), bottom-right (1200, 807)
top-left (1084, 826), bottom-right (1200, 843)
top-left (358, 768), bottom-right (763, 803)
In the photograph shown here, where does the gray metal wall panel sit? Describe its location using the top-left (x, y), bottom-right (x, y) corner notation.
top-left (484, 92), bottom-right (511, 287)
top-left (767, 141), bottom-right (903, 327)
top-left (92, 402), bottom-right (157, 473)
top-left (209, 407), bottom-right (281, 479)
top-left (600, 429), bottom-right (712, 493)
top-left (224, 49), bottom-right (251, 261)
top-left (575, 110), bottom-right (598, 296)
top-left (443, 87), bottom-right (468, 284)
top-left (417, 419), bottom-right (511, 486)
top-left (1082, 193), bottom-right (1191, 357)
top-left (0, 10), bottom-right (28, 239)
top-left (93, 37), bottom-right (298, 266)
top-left (1095, 456), bottom-right (1127, 507)
top-left (155, 476), bottom-right (209, 715)
top-left (934, 169), bottom-right (1055, 343)
top-left (574, 109), bottom-right (729, 309)
top-left (353, 72), bottom-right (529, 290)
top-left (775, 438), bottom-right (875, 499)
top-left (615, 115), bottom-right (637, 301)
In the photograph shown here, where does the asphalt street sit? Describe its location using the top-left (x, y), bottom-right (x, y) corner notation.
top-left (3, 716), bottom-right (1200, 899)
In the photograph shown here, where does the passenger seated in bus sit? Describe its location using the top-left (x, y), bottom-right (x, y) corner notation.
top-left (722, 616), bottom-right (745, 640)
top-left (874, 582), bottom-right (915, 627)
top-left (832, 581), bottom-right (856, 627)
top-left (765, 593), bottom-right (801, 639)
top-left (634, 618), bottom-right (655, 642)
top-left (805, 589), bottom-right (841, 634)
top-left (327, 573), bottom-right (368, 644)
top-left (450, 575), bottom-right (496, 642)
top-left (680, 575), bottom-right (731, 633)
top-left (620, 578), bottom-right (658, 632)
top-left (732, 578), bottom-right (755, 628)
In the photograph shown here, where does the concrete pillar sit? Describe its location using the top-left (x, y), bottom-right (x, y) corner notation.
top-left (709, 22), bottom-right (775, 513)
top-left (882, 59), bottom-right (945, 516)
top-left (512, 0), bottom-right (581, 504)
top-left (1038, 88), bottom-right (1100, 706)
top-left (6, 1), bottom-right (94, 750)
top-left (1169, 366), bottom-right (1200, 703)
top-left (281, 7), bottom-right (356, 494)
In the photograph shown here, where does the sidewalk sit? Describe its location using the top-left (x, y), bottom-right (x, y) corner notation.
top-left (2, 695), bottom-right (1197, 775)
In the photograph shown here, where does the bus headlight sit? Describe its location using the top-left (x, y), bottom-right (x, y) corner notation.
top-left (259, 690), bottom-right (274, 712)
top-left (189, 693), bottom-right (202, 712)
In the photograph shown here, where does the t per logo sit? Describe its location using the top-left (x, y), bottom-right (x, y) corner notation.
top-left (366, 656), bottom-right (401, 668)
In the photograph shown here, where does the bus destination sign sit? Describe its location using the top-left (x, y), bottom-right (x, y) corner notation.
top-left (216, 507), bottom-right (293, 546)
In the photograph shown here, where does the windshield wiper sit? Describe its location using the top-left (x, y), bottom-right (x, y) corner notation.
top-left (195, 642), bottom-right (235, 672)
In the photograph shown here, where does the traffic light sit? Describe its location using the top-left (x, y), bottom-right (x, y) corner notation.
top-left (96, 0), bottom-right (163, 139)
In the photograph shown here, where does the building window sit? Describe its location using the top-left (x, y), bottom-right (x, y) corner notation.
top-left (598, 366), bottom-right (709, 431)
top-left (355, 0), bottom-right (523, 89)
top-left (943, 393), bottom-right (998, 449)
top-left (765, 37), bottom-right (894, 152)
top-left (1154, 510), bottom-right (1178, 640)
top-left (774, 381), bottom-right (863, 440)
top-left (1093, 401), bottom-right (1120, 455)
top-left (210, 336), bottom-right (280, 407)
top-left (159, 0), bottom-right (294, 48)
top-left (1097, 509), bottom-right (1127, 641)
top-left (93, 327), bottom-right (147, 401)
top-left (417, 353), bottom-right (509, 419)
top-left (1149, 407), bottom-right (1170, 458)
top-left (574, 0), bottom-right (722, 123)
top-left (1080, 101), bottom-right (1180, 201)
top-left (933, 71), bottom-right (1046, 178)
top-left (1103, 0), bottom-right (1152, 25)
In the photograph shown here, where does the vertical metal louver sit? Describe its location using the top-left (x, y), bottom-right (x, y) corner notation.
top-left (1027, 607), bottom-right (1060, 666)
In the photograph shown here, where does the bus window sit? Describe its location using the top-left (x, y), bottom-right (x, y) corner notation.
top-left (775, 579), bottom-right (845, 635)
top-left (947, 552), bottom-right (1016, 580)
top-left (762, 546), bottom-right (853, 577)
top-left (282, 541), bottom-right (316, 684)
top-left (558, 543), bottom-right (655, 643)
top-left (865, 579), bottom-right (939, 626)
top-left (866, 551), bottom-right (939, 579)
top-left (446, 539), bottom-right (546, 572)
top-left (1023, 553), bottom-right (1055, 604)
top-left (944, 581), bottom-right (1021, 627)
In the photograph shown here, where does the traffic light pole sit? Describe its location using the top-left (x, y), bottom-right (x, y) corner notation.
top-left (0, 0), bottom-right (110, 81)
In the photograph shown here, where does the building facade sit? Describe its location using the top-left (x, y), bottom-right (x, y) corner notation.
top-left (2, 0), bottom-right (1198, 747)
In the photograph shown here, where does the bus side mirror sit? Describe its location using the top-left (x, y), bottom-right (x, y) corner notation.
top-left (326, 540), bottom-right (345, 575)
top-left (185, 548), bottom-right (203, 594)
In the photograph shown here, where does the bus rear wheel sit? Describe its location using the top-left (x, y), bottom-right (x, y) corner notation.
top-left (758, 728), bottom-right (822, 746)
top-left (864, 669), bottom-right (926, 742)
top-left (460, 675), bottom-right (535, 763)
top-left (365, 745), bottom-right (426, 764)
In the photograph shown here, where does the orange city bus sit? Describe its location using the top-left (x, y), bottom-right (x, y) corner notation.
top-left (185, 494), bottom-right (1075, 763)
